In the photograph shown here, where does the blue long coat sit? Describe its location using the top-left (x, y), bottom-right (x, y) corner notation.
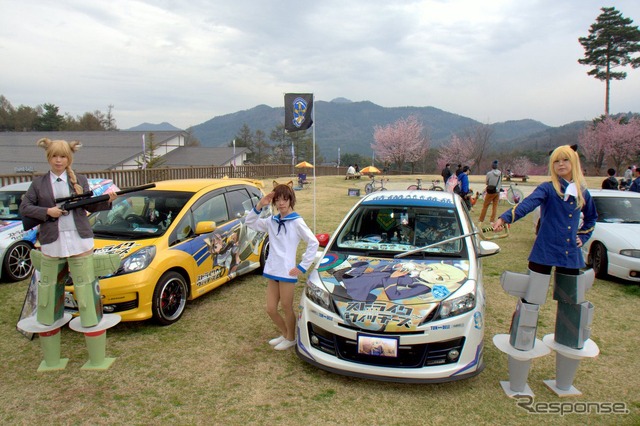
top-left (499, 181), bottom-right (597, 268)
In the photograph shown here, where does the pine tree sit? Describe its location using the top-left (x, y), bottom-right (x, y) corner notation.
top-left (578, 7), bottom-right (640, 115)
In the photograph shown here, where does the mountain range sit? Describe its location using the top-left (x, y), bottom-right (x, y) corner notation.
top-left (128, 98), bottom-right (591, 158)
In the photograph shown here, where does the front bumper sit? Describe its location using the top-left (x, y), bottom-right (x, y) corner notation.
top-left (296, 294), bottom-right (485, 383)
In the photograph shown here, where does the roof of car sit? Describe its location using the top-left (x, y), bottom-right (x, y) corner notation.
top-left (360, 190), bottom-right (457, 206)
top-left (149, 178), bottom-right (264, 192)
top-left (0, 182), bottom-right (32, 191)
top-left (589, 189), bottom-right (640, 198)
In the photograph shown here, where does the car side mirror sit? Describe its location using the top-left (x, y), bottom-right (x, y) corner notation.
top-left (195, 221), bottom-right (217, 235)
top-left (478, 240), bottom-right (500, 257)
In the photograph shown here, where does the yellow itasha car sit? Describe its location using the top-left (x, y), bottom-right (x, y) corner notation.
top-left (62, 179), bottom-right (269, 325)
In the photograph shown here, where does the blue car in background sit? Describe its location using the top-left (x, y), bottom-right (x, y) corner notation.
top-left (0, 178), bottom-right (119, 282)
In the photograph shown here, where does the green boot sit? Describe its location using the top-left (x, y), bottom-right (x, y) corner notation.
top-left (34, 251), bottom-right (68, 326)
top-left (68, 255), bottom-right (103, 328)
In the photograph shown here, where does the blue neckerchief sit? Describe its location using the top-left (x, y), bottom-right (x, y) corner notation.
top-left (271, 212), bottom-right (301, 235)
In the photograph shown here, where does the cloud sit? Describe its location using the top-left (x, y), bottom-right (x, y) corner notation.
top-left (1, 0), bottom-right (639, 130)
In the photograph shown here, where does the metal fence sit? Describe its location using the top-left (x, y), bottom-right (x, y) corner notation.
top-left (0, 164), bottom-right (349, 188)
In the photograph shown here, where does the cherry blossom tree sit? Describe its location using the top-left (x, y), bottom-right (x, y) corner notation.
top-left (580, 115), bottom-right (640, 174)
top-left (372, 115), bottom-right (429, 173)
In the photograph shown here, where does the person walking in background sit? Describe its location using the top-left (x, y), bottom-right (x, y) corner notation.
top-left (244, 182), bottom-right (319, 351)
top-left (601, 168), bottom-right (619, 190)
top-left (479, 160), bottom-right (502, 223)
top-left (624, 165), bottom-right (634, 189)
top-left (441, 163), bottom-right (452, 185)
top-left (629, 168), bottom-right (640, 193)
top-left (459, 166), bottom-right (472, 209)
top-left (455, 164), bottom-right (463, 177)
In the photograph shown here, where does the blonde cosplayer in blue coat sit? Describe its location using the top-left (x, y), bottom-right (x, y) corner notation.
top-left (494, 145), bottom-right (597, 270)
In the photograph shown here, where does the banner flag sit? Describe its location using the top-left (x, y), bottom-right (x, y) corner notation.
top-left (284, 93), bottom-right (313, 132)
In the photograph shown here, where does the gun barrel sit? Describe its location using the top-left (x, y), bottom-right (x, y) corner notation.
top-left (63, 183), bottom-right (156, 211)
top-left (55, 190), bottom-right (93, 204)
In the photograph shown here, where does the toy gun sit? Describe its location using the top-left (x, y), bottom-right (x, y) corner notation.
top-left (22, 183), bottom-right (156, 231)
top-left (478, 223), bottom-right (509, 240)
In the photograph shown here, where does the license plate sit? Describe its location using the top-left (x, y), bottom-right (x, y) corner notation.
top-left (64, 291), bottom-right (77, 309)
top-left (357, 334), bottom-right (399, 358)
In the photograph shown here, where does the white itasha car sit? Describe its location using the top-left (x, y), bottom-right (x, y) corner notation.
top-left (582, 189), bottom-right (640, 282)
top-left (297, 190), bottom-right (500, 383)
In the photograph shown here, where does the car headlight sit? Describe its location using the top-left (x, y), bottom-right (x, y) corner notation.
top-left (120, 246), bottom-right (156, 274)
top-left (433, 281), bottom-right (476, 320)
top-left (304, 278), bottom-right (334, 312)
top-left (620, 249), bottom-right (640, 258)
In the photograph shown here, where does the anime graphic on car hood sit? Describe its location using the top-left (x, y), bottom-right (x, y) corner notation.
top-left (316, 253), bottom-right (470, 332)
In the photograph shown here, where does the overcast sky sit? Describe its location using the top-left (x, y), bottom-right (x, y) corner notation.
top-left (2, 0), bottom-right (640, 130)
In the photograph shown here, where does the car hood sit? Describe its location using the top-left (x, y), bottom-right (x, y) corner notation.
top-left (92, 237), bottom-right (158, 258)
top-left (316, 253), bottom-right (470, 332)
top-left (595, 223), bottom-right (640, 247)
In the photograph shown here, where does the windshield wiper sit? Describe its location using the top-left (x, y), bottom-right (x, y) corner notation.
top-left (395, 231), bottom-right (477, 259)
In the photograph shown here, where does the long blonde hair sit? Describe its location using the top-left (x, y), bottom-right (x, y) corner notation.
top-left (549, 145), bottom-right (587, 208)
top-left (37, 138), bottom-right (84, 195)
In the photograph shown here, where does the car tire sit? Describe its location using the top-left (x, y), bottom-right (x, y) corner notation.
top-left (2, 241), bottom-right (33, 282)
top-left (152, 271), bottom-right (188, 325)
top-left (591, 242), bottom-right (608, 279)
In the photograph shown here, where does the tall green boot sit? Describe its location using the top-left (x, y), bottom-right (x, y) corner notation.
top-left (68, 255), bottom-right (103, 327)
top-left (33, 251), bottom-right (68, 326)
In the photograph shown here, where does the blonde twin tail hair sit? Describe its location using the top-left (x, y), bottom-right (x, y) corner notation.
top-left (37, 138), bottom-right (84, 195)
top-left (548, 145), bottom-right (587, 209)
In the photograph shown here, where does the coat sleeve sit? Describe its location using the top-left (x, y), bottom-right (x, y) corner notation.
top-left (19, 178), bottom-right (51, 222)
top-left (499, 184), bottom-right (547, 224)
top-left (577, 190), bottom-right (597, 244)
top-left (295, 219), bottom-right (319, 273)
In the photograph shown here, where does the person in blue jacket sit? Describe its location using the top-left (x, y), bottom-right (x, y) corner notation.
top-left (459, 165), bottom-right (472, 209)
top-left (493, 144), bottom-right (597, 276)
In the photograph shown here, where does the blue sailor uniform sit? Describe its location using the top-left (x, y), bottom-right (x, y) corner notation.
top-left (246, 207), bottom-right (319, 283)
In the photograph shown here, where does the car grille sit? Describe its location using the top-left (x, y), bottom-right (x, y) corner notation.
top-left (307, 323), bottom-right (465, 368)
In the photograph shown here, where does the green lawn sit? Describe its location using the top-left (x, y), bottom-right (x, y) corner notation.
top-left (1, 174), bottom-right (638, 425)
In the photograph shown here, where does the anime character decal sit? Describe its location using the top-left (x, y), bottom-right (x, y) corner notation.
top-left (203, 227), bottom-right (242, 275)
top-left (319, 254), bottom-right (469, 332)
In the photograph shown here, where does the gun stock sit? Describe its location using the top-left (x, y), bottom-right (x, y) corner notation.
top-left (22, 183), bottom-right (156, 231)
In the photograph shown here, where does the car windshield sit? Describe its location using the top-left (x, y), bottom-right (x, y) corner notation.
top-left (594, 197), bottom-right (640, 224)
top-left (90, 189), bottom-right (192, 238)
top-left (0, 190), bottom-right (26, 220)
top-left (332, 204), bottom-right (466, 257)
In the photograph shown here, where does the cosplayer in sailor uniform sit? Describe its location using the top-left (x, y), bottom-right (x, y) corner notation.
top-left (245, 208), bottom-right (318, 283)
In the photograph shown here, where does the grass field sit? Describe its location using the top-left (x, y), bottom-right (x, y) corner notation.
top-left (1, 174), bottom-right (638, 425)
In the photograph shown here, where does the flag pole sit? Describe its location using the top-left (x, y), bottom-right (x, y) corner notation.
top-left (311, 93), bottom-right (316, 234)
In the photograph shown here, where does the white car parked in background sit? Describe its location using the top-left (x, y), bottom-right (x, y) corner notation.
top-left (582, 189), bottom-right (640, 282)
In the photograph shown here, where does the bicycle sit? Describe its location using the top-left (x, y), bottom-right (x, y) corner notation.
top-left (407, 178), bottom-right (444, 191)
top-left (505, 183), bottom-right (524, 205)
top-left (478, 183), bottom-right (523, 206)
top-left (364, 175), bottom-right (388, 194)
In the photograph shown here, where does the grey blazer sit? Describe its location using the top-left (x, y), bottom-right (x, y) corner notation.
top-left (20, 172), bottom-right (111, 245)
